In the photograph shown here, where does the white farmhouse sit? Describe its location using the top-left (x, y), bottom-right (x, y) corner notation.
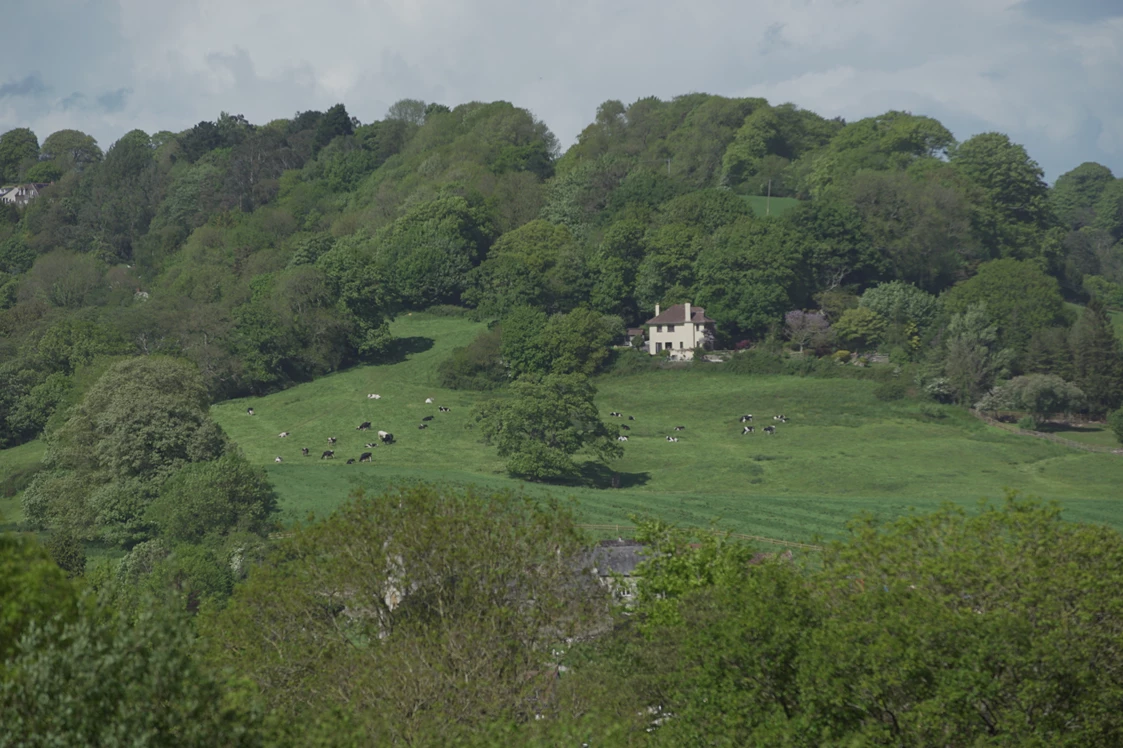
top-left (645, 302), bottom-right (715, 360)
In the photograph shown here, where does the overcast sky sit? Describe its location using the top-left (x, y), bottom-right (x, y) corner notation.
top-left (1, 0), bottom-right (1120, 182)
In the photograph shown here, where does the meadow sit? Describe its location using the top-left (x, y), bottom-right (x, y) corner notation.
top-left (209, 314), bottom-right (1123, 543)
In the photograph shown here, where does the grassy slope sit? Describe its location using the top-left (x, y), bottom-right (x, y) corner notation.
top-left (212, 314), bottom-right (1123, 543)
top-left (0, 439), bottom-right (45, 532)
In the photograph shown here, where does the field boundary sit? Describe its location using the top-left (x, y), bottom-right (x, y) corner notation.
top-left (578, 523), bottom-right (823, 551)
top-left (971, 410), bottom-right (1123, 454)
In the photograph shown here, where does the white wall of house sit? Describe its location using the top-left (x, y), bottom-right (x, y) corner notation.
top-left (647, 303), bottom-right (708, 360)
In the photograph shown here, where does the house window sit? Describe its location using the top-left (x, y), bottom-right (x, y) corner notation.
top-left (656, 325), bottom-right (662, 333)
top-left (679, 341), bottom-right (685, 348)
top-left (666, 324), bottom-right (674, 333)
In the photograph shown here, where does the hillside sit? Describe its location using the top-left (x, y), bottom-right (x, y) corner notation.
top-left (210, 314), bottom-right (1123, 542)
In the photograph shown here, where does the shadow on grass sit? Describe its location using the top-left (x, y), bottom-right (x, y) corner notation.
top-left (381, 336), bottom-right (435, 364)
top-left (1036, 422), bottom-right (1106, 435)
top-left (577, 463), bottom-right (652, 490)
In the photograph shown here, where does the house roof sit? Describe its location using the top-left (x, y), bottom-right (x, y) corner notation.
top-left (583, 539), bottom-right (648, 577)
top-left (626, 327), bottom-right (643, 337)
top-left (645, 303), bottom-right (715, 326)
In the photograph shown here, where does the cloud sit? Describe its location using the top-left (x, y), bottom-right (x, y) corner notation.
top-left (0, 0), bottom-right (1119, 181)
top-left (0, 73), bottom-right (47, 99)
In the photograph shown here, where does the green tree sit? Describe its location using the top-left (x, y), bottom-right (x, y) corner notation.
top-left (1092, 179), bottom-right (1123, 242)
top-left (1069, 300), bottom-right (1123, 415)
top-left (1108, 407), bottom-right (1123, 444)
top-left (199, 483), bottom-right (610, 744)
top-left (952, 132), bottom-right (1055, 259)
top-left (542, 308), bottom-right (622, 377)
top-left (312, 103), bottom-right (354, 154)
top-left (437, 326), bottom-right (507, 390)
top-left (1052, 162), bottom-right (1114, 229)
top-left (145, 453), bottom-right (277, 543)
top-left (0, 127), bottom-right (39, 183)
top-left (832, 307), bottom-right (887, 352)
top-left (975, 374), bottom-right (1084, 425)
top-left (475, 373), bottom-right (622, 480)
top-left (943, 258), bottom-right (1065, 350)
top-left (942, 303), bottom-right (1012, 404)
top-left (40, 129), bottom-right (102, 173)
top-left (0, 533), bottom-right (80, 662)
top-left (498, 305), bottom-right (551, 378)
top-left (859, 281), bottom-right (939, 332)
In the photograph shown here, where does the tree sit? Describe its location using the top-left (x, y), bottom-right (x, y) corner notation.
top-left (832, 307), bottom-right (887, 352)
top-left (784, 310), bottom-right (831, 352)
top-left (475, 373), bottom-right (622, 480)
top-left (1069, 300), bottom-right (1123, 415)
top-left (0, 127), bottom-right (39, 183)
top-left (1108, 407), bottom-right (1123, 444)
top-left (975, 374), bottom-right (1084, 426)
top-left (942, 303), bottom-right (1012, 405)
top-left (542, 308), bottom-right (622, 377)
top-left (1092, 179), bottom-right (1123, 242)
top-left (943, 259), bottom-right (1065, 351)
top-left (145, 453), bottom-right (277, 543)
top-left (312, 103), bottom-right (354, 154)
top-left (40, 129), bottom-right (102, 173)
top-left (859, 281), bottom-right (939, 332)
top-left (952, 132), bottom-right (1055, 259)
top-left (385, 98), bottom-right (428, 125)
top-left (199, 483), bottom-right (611, 744)
top-left (1052, 162), bottom-right (1114, 229)
top-left (498, 306), bottom-right (552, 378)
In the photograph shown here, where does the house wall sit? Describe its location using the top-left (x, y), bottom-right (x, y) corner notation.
top-left (647, 322), bottom-right (704, 358)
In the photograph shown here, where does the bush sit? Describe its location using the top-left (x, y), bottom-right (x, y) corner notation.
top-left (726, 350), bottom-right (786, 375)
top-left (874, 380), bottom-right (908, 401)
top-left (603, 347), bottom-right (660, 377)
top-left (437, 327), bottom-right (507, 390)
top-left (919, 403), bottom-right (947, 419)
top-left (1108, 408), bottom-right (1123, 445)
top-left (1017, 415), bottom-right (1038, 431)
top-left (45, 529), bottom-right (86, 578)
top-left (832, 350), bottom-right (851, 364)
top-left (424, 304), bottom-right (469, 317)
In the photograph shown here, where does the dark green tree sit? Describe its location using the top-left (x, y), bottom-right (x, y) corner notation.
top-left (1052, 162), bottom-right (1114, 229)
top-left (943, 259), bottom-right (1065, 350)
top-left (312, 103), bottom-right (354, 154)
top-left (0, 127), bottom-right (40, 183)
top-left (1069, 300), bottom-right (1123, 415)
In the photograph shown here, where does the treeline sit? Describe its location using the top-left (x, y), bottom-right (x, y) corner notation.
top-left (3, 95), bottom-right (1123, 451)
top-left (6, 485), bottom-right (1123, 745)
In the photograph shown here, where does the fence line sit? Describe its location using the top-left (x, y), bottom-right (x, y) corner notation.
top-left (970, 410), bottom-right (1122, 454)
top-left (578, 523), bottom-right (822, 551)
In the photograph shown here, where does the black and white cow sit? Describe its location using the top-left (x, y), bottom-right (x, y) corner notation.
top-left (421, 415), bottom-right (434, 422)
top-left (619, 424), bottom-right (630, 431)
top-left (364, 443), bottom-right (377, 449)
top-left (327, 436), bottom-right (337, 445)
top-left (418, 423), bottom-right (428, 429)
top-left (438, 406), bottom-right (450, 412)
top-left (617, 435), bottom-right (629, 442)
top-left (609, 411), bottom-right (622, 417)
top-left (346, 458), bottom-right (356, 464)
top-left (739, 414), bottom-right (753, 423)
top-left (742, 426), bottom-right (754, 435)
top-left (359, 452), bottom-right (372, 463)
top-left (763, 426), bottom-right (776, 435)
top-left (673, 426), bottom-right (685, 431)
top-left (628, 416), bottom-right (635, 421)
top-left (773, 415), bottom-right (787, 422)
top-left (425, 397), bottom-right (434, 404)
top-left (665, 435), bottom-right (679, 442)
top-left (247, 408), bottom-right (255, 416)
top-left (321, 450), bottom-right (335, 459)
top-left (367, 393), bottom-right (381, 399)
top-left (357, 421), bottom-right (371, 431)
top-left (278, 431), bottom-right (290, 438)
top-left (301, 447), bottom-right (310, 456)
top-left (378, 431), bottom-right (394, 444)
top-left (274, 456), bottom-right (282, 463)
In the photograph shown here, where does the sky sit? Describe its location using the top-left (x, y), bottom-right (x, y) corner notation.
top-left (0, 0), bottom-right (1120, 183)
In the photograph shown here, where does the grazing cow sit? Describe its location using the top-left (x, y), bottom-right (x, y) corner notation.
top-left (425, 397), bottom-right (434, 404)
top-left (773, 415), bottom-right (787, 422)
top-left (367, 394), bottom-right (381, 399)
top-left (617, 435), bottom-right (629, 442)
top-left (301, 447), bottom-right (310, 456)
top-left (364, 443), bottom-right (377, 449)
top-left (628, 416), bottom-right (635, 421)
top-left (274, 456), bottom-right (283, 463)
top-left (620, 424), bottom-right (630, 431)
top-left (421, 415), bottom-right (434, 422)
top-left (357, 421), bottom-right (371, 431)
top-left (764, 426), bottom-right (776, 435)
top-left (321, 450), bottom-right (335, 459)
top-left (742, 426), bottom-right (754, 435)
top-left (418, 423), bottom-right (428, 429)
top-left (665, 435), bottom-right (679, 442)
top-left (673, 426), bottom-right (685, 431)
top-left (346, 458), bottom-right (356, 464)
top-left (247, 408), bottom-right (255, 416)
top-left (359, 452), bottom-right (372, 463)
top-left (378, 431), bottom-right (394, 444)
top-left (438, 406), bottom-right (450, 412)
top-left (328, 436), bottom-right (337, 445)
top-left (609, 411), bottom-right (621, 418)
top-left (740, 414), bottom-right (753, 423)
top-left (279, 431), bottom-right (290, 438)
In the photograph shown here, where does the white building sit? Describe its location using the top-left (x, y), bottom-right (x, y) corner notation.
top-left (645, 302), bottom-right (715, 360)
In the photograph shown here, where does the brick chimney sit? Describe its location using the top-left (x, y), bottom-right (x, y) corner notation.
top-left (655, 303), bottom-right (660, 317)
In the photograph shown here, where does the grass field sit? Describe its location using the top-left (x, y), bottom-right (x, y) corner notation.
top-left (210, 314), bottom-right (1123, 543)
top-left (0, 439), bottom-right (45, 532)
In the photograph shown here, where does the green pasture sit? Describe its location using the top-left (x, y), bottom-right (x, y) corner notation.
top-left (0, 439), bottom-right (45, 532)
top-left (213, 314), bottom-right (1123, 543)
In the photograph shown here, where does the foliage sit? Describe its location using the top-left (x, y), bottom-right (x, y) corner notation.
top-left (940, 303), bottom-right (1012, 405)
top-left (1052, 162), bottom-right (1115, 229)
top-left (783, 309), bottom-right (831, 352)
top-left (44, 528), bottom-right (86, 578)
top-left (0, 533), bottom-right (79, 662)
top-left (199, 483), bottom-right (611, 744)
top-left (859, 280), bottom-right (938, 331)
top-left (975, 374), bottom-right (1084, 425)
top-left (832, 307), bottom-right (887, 352)
top-left (1069, 300), bottom-right (1123, 415)
top-left (475, 373), bottom-right (622, 480)
top-left (943, 258), bottom-right (1065, 350)
top-left (437, 325), bottom-right (507, 389)
top-left (1108, 407), bottom-right (1123, 445)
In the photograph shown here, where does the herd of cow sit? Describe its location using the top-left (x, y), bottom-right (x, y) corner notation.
top-left (608, 411), bottom-right (790, 443)
top-left (257, 394), bottom-right (452, 464)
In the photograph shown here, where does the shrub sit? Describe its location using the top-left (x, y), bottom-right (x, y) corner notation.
top-left (726, 350), bottom-right (786, 375)
top-left (1017, 415), bottom-right (1038, 430)
top-left (1108, 408), bottom-right (1123, 445)
top-left (919, 403), bottom-right (947, 419)
top-left (874, 380), bottom-right (908, 401)
top-left (424, 304), bottom-right (469, 317)
top-left (437, 327), bottom-right (507, 390)
top-left (832, 350), bottom-right (851, 364)
top-left (45, 529), bottom-right (86, 578)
